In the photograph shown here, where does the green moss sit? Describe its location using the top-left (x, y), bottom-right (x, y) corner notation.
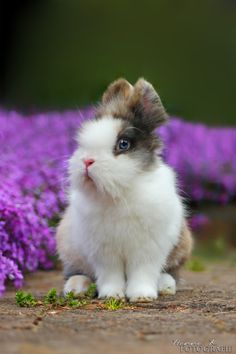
top-left (64, 291), bottom-right (87, 307)
top-left (15, 291), bottom-right (37, 307)
top-left (15, 289), bottom-right (87, 309)
top-left (104, 298), bottom-right (125, 311)
top-left (68, 299), bottom-right (87, 308)
top-left (44, 288), bottom-right (58, 304)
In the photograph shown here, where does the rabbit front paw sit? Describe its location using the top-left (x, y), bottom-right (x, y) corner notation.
top-left (98, 283), bottom-right (125, 299)
top-left (126, 284), bottom-right (158, 302)
top-left (64, 275), bottom-right (92, 296)
top-left (158, 273), bottom-right (176, 295)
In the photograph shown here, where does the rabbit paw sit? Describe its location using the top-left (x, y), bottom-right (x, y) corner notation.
top-left (98, 284), bottom-right (125, 299)
top-left (126, 284), bottom-right (157, 302)
top-left (64, 275), bottom-right (92, 296)
top-left (158, 273), bottom-right (176, 295)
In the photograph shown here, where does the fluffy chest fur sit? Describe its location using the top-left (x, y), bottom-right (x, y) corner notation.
top-left (69, 163), bottom-right (183, 269)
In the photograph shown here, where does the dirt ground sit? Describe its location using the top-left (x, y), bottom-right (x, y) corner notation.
top-left (0, 264), bottom-right (236, 354)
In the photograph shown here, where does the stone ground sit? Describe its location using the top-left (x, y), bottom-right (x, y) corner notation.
top-left (0, 264), bottom-right (236, 354)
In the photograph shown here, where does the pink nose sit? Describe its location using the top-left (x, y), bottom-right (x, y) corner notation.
top-left (84, 159), bottom-right (95, 168)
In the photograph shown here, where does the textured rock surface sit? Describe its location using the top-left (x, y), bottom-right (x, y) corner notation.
top-left (0, 264), bottom-right (236, 354)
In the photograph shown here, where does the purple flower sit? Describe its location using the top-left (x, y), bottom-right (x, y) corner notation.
top-left (159, 118), bottom-right (236, 203)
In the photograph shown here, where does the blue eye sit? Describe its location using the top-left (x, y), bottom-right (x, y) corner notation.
top-left (118, 138), bottom-right (131, 151)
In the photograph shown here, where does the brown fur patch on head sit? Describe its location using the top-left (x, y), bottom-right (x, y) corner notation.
top-left (102, 78), bottom-right (133, 104)
top-left (96, 78), bottom-right (134, 120)
top-left (129, 78), bottom-right (168, 132)
top-left (96, 77), bottom-right (168, 133)
top-left (96, 78), bottom-right (169, 168)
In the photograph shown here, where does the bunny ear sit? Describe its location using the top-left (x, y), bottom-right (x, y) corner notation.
top-left (129, 78), bottom-right (168, 132)
top-left (102, 78), bottom-right (133, 104)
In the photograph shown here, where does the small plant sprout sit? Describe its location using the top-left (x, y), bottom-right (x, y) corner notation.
top-left (68, 299), bottom-right (87, 308)
top-left (44, 288), bottom-right (58, 304)
top-left (104, 298), bottom-right (125, 311)
top-left (15, 291), bottom-right (37, 307)
top-left (15, 288), bottom-right (88, 309)
top-left (65, 291), bottom-right (87, 308)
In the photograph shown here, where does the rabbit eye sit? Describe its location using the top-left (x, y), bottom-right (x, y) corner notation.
top-left (117, 138), bottom-right (131, 152)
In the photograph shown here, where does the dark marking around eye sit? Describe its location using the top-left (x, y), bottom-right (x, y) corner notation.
top-left (114, 136), bottom-right (134, 155)
top-left (113, 122), bottom-right (160, 161)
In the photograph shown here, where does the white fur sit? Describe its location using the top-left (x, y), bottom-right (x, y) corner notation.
top-left (58, 116), bottom-right (185, 301)
top-left (64, 275), bottom-right (91, 295)
top-left (158, 273), bottom-right (176, 295)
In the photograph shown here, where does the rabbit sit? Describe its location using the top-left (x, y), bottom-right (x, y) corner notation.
top-left (56, 78), bottom-right (193, 302)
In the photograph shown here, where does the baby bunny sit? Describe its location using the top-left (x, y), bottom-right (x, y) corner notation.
top-left (56, 78), bottom-right (193, 301)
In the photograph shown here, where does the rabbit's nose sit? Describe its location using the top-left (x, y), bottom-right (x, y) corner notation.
top-left (84, 159), bottom-right (95, 168)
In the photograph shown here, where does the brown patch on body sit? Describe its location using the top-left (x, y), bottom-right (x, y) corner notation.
top-left (166, 221), bottom-right (193, 280)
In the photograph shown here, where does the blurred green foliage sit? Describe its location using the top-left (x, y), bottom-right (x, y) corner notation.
top-left (4, 0), bottom-right (236, 124)
top-left (185, 257), bottom-right (206, 272)
top-left (192, 236), bottom-right (236, 263)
